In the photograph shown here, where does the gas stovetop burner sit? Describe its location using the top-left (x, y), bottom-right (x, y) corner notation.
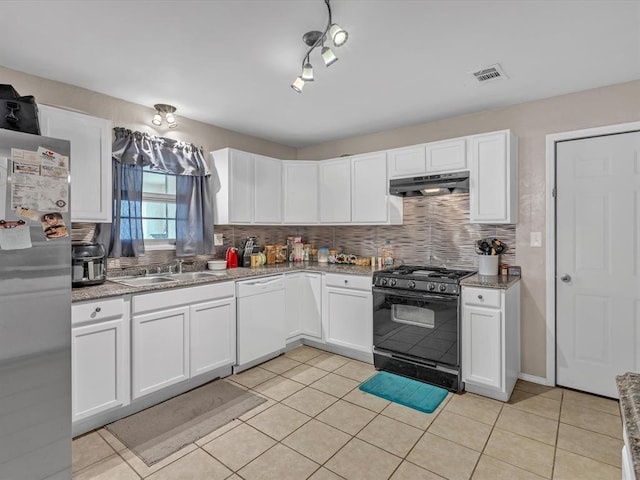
top-left (373, 265), bottom-right (476, 294)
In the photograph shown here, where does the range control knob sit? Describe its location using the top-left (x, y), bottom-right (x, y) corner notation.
top-left (439, 284), bottom-right (447, 292)
top-left (390, 279), bottom-right (397, 287)
top-left (428, 282), bottom-right (436, 291)
top-left (381, 278), bottom-right (388, 286)
top-left (408, 280), bottom-right (416, 289)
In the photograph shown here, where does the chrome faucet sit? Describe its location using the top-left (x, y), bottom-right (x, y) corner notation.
top-left (175, 259), bottom-right (184, 274)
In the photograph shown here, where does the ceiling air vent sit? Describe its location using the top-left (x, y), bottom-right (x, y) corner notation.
top-left (472, 63), bottom-right (508, 83)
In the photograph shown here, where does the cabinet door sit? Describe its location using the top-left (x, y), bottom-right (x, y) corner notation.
top-left (39, 105), bottom-right (112, 222)
top-left (132, 306), bottom-right (189, 399)
top-left (319, 158), bottom-right (351, 223)
top-left (425, 137), bottom-right (467, 173)
top-left (462, 305), bottom-right (502, 390)
top-left (72, 318), bottom-right (127, 421)
top-left (469, 131), bottom-right (517, 223)
top-left (301, 273), bottom-right (322, 338)
top-left (254, 154), bottom-right (282, 223)
top-left (283, 161), bottom-right (318, 223)
top-left (351, 152), bottom-right (388, 223)
top-left (285, 273), bottom-right (303, 339)
top-left (387, 145), bottom-right (427, 179)
top-left (190, 298), bottom-right (236, 377)
top-left (324, 287), bottom-right (372, 353)
top-left (229, 150), bottom-right (254, 223)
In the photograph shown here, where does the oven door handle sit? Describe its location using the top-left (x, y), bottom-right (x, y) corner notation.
top-left (372, 287), bottom-right (458, 303)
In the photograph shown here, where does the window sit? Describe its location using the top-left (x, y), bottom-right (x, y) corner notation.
top-left (141, 167), bottom-right (176, 248)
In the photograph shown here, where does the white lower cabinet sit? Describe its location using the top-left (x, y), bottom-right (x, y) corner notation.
top-left (71, 297), bottom-right (129, 423)
top-left (285, 272), bottom-right (322, 341)
top-left (131, 282), bottom-right (236, 399)
top-left (132, 306), bottom-right (190, 399)
top-left (190, 298), bottom-right (236, 376)
top-left (323, 273), bottom-right (373, 358)
top-left (462, 282), bottom-right (520, 401)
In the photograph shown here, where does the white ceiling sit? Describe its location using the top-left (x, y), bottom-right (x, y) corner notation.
top-left (1, 1), bottom-right (639, 148)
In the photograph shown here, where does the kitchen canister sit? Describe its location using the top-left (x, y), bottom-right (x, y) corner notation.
top-left (478, 255), bottom-right (499, 275)
top-left (318, 247), bottom-right (329, 263)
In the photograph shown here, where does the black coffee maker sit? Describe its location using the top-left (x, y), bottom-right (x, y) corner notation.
top-left (72, 243), bottom-right (107, 287)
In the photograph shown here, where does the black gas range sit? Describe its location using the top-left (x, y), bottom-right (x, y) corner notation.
top-left (373, 265), bottom-right (475, 294)
top-left (372, 265), bottom-right (476, 392)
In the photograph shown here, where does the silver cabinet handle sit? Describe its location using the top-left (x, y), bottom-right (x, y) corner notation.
top-left (478, 294), bottom-right (483, 300)
top-left (95, 307), bottom-right (101, 313)
top-left (560, 274), bottom-right (571, 283)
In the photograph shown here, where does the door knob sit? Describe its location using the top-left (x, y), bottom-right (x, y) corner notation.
top-left (560, 274), bottom-right (571, 283)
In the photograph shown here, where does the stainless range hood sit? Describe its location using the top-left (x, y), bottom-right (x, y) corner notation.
top-left (389, 171), bottom-right (469, 197)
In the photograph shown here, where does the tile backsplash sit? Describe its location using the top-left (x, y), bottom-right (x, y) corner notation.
top-left (214, 194), bottom-right (516, 270)
top-left (73, 193), bottom-right (515, 273)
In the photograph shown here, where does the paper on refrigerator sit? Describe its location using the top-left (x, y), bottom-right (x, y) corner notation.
top-left (10, 148), bottom-right (69, 212)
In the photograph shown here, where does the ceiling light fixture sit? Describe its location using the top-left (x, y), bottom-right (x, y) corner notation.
top-left (152, 104), bottom-right (178, 128)
top-left (291, 0), bottom-right (348, 93)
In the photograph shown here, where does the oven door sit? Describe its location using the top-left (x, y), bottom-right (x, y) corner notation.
top-left (373, 287), bottom-right (460, 368)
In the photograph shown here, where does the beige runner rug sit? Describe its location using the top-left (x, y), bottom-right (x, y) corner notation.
top-left (105, 379), bottom-right (266, 466)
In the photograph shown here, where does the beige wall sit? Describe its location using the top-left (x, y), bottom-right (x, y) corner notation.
top-left (4, 64), bottom-right (640, 379)
top-left (298, 79), bottom-right (640, 378)
top-left (0, 66), bottom-right (296, 160)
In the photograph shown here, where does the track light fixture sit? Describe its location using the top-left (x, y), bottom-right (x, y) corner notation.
top-left (152, 104), bottom-right (178, 128)
top-left (291, 0), bottom-right (348, 93)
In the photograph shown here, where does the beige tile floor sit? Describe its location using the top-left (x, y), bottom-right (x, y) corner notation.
top-left (73, 346), bottom-right (624, 479)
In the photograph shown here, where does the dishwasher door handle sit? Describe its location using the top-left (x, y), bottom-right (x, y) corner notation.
top-left (245, 278), bottom-right (281, 286)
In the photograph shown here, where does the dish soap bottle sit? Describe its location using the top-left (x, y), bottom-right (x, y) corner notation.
top-left (382, 239), bottom-right (394, 266)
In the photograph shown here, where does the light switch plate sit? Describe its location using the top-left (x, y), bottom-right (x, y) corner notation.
top-left (214, 233), bottom-right (224, 246)
top-left (530, 232), bottom-right (542, 247)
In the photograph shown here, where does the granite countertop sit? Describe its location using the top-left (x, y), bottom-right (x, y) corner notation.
top-left (72, 263), bottom-right (379, 302)
top-left (460, 273), bottom-right (521, 289)
top-left (617, 372), bottom-right (640, 478)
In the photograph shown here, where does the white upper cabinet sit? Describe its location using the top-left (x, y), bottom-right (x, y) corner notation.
top-left (211, 128), bottom-right (516, 226)
top-left (351, 152), bottom-right (394, 224)
top-left (39, 105), bottom-right (112, 223)
top-left (283, 161), bottom-right (318, 224)
top-left (387, 145), bottom-right (427, 179)
top-left (254, 154), bottom-right (282, 223)
top-left (211, 148), bottom-right (282, 225)
top-left (469, 130), bottom-right (518, 224)
top-left (319, 158), bottom-right (351, 223)
top-left (387, 136), bottom-right (467, 179)
top-left (425, 137), bottom-right (467, 173)
top-left (228, 149), bottom-right (254, 224)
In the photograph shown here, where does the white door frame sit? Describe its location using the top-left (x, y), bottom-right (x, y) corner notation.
top-left (545, 121), bottom-right (640, 386)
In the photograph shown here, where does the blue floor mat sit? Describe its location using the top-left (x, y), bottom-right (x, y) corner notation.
top-left (359, 371), bottom-right (448, 414)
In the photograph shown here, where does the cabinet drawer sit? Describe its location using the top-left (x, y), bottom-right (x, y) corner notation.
top-left (72, 298), bottom-right (125, 325)
top-left (463, 287), bottom-right (501, 308)
top-left (325, 273), bottom-right (372, 291)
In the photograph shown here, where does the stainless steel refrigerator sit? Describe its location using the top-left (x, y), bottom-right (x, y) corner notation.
top-left (0, 129), bottom-right (71, 479)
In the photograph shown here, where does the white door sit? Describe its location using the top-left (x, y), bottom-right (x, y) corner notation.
top-left (556, 131), bottom-right (640, 398)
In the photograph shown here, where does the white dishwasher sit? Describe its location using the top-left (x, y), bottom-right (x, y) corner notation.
top-left (235, 275), bottom-right (286, 372)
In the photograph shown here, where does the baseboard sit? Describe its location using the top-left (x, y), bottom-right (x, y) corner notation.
top-left (518, 372), bottom-right (552, 386)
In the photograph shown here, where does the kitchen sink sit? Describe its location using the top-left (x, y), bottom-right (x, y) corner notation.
top-left (110, 276), bottom-right (178, 287)
top-left (110, 271), bottom-right (226, 287)
top-left (169, 271), bottom-right (227, 281)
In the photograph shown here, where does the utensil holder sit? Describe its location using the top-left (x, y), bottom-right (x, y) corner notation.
top-left (478, 255), bottom-right (499, 276)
